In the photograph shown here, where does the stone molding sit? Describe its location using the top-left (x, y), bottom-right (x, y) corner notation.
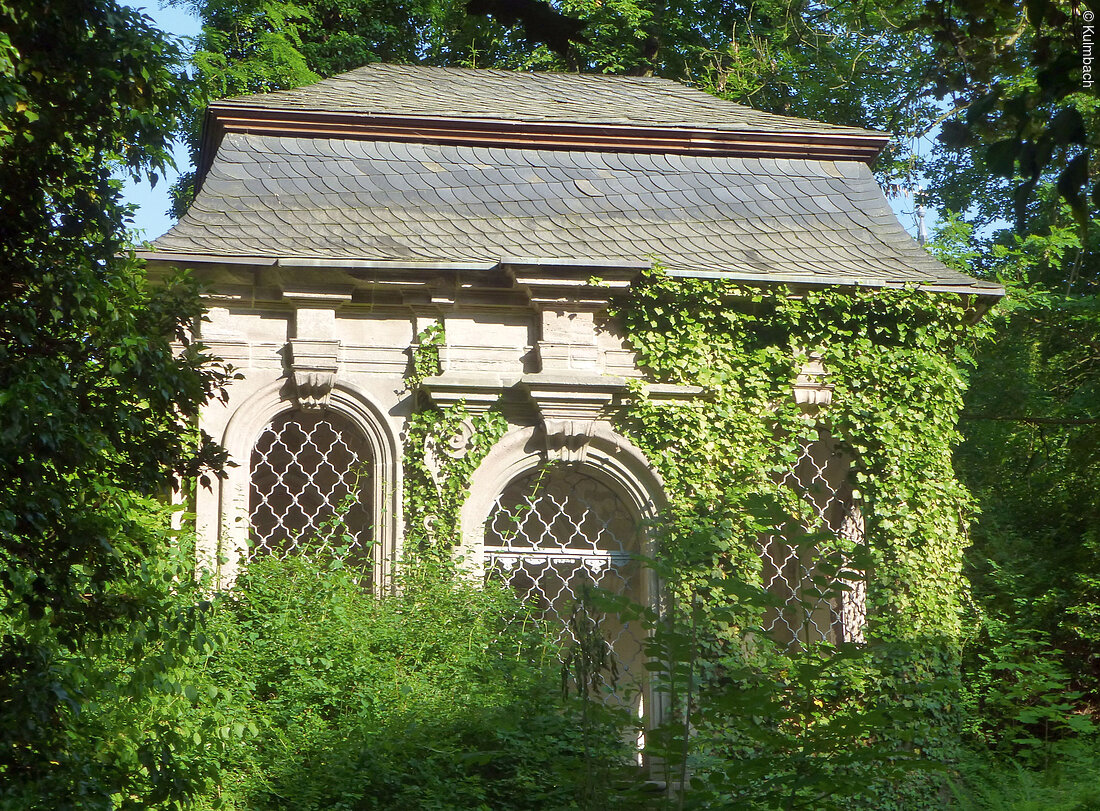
top-left (521, 373), bottom-right (624, 463)
top-left (421, 371), bottom-right (706, 463)
top-left (420, 372), bottom-right (511, 415)
top-left (281, 287), bottom-right (354, 308)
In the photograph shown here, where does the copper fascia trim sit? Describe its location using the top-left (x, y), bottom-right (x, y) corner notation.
top-left (195, 105), bottom-right (889, 185)
top-left (135, 251), bottom-right (1003, 301)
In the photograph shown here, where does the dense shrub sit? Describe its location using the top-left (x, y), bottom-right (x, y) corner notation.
top-left (190, 555), bottom-right (640, 810)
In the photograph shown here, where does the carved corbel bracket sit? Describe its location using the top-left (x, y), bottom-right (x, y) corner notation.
top-left (282, 285), bottom-right (350, 410)
top-left (289, 338), bottom-right (340, 409)
top-left (521, 373), bottom-right (625, 463)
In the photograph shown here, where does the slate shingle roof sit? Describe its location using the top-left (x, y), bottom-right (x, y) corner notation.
top-left (151, 132), bottom-right (1000, 295)
top-left (215, 63), bottom-right (884, 138)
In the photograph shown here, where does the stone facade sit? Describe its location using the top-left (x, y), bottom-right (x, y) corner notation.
top-left (179, 259), bottom-right (672, 589)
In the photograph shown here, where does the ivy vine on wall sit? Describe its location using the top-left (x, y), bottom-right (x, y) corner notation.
top-left (402, 323), bottom-right (508, 575)
top-left (611, 268), bottom-right (988, 642)
top-left (400, 272), bottom-right (992, 804)
top-left (608, 267), bottom-right (992, 801)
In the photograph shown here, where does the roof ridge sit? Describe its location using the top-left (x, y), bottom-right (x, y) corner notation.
top-left (212, 62), bottom-right (886, 141)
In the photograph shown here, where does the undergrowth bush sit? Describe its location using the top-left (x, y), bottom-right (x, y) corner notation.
top-left (949, 737), bottom-right (1100, 810)
top-left (192, 553), bottom-right (639, 810)
top-left (960, 622), bottom-right (1096, 761)
top-left (0, 499), bottom-right (231, 810)
top-left (622, 506), bottom-right (945, 810)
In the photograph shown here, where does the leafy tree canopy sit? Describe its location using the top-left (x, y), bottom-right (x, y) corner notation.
top-left (914, 0), bottom-right (1097, 231)
top-left (0, 1), bottom-right (231, 804)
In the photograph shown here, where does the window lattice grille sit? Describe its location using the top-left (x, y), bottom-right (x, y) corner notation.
top-left (758, 435), bottom-right (866, 649)
top-left (249, 410), bottom-right (372, 566)
top-left (485, 468), bottom-right (644, 707)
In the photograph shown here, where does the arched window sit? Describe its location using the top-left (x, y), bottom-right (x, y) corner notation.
top-left (484, 465), bottom-right (646, 709)
top-left (249, 409), bottom-right (373, 569)
top-left (759, 432), bottom-right (866, 649)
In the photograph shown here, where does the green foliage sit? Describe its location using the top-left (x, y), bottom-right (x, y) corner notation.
top-left (915, 0), bottom-right (1100, 762)
top-left (601, 268), bottom-right (990, 806)
top-left (408, 321), bottom-right (445, 385)
top-left (960, 625), bottom-right (1096, 760)
top-left (190, 549), bottom-right (638, 810)
top-left (684, 643), bottom-right (936, 810)
top-left (923, 205), bottom-right (1099, 811)
top-left (907, 0), bottom-right (1099, 227)
top-left (936, 214), bottom-right (1100, 733)
top-left (402, 324), bottom-right (508, 573)
top-left (0, 1), bottom-right (232, 805)
top-left (0, 500), bottom-right (233, 810)
top-left (949, 737), bottom-right (1100, 811)
top-left (188, 0), bottom-right (319, 97)
top-left (615, 527), bottom-right (914, 809)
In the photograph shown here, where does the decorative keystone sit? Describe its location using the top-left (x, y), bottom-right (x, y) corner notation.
top-left (521, 373), bottom-right (625, 463)
top-left (541, 418), bottom-right (598, 463)
top-left (793, 352), bottom-right (834, 411)
top-left (289, 338), bottom-right (340, 409)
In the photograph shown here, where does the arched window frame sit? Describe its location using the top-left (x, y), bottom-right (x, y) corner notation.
top-left (460, 423), bottom-right (666, 719)
top-left (759, 427), bottom-right (867, 650)
top-left (213, 380), bottom-right (401, 591)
